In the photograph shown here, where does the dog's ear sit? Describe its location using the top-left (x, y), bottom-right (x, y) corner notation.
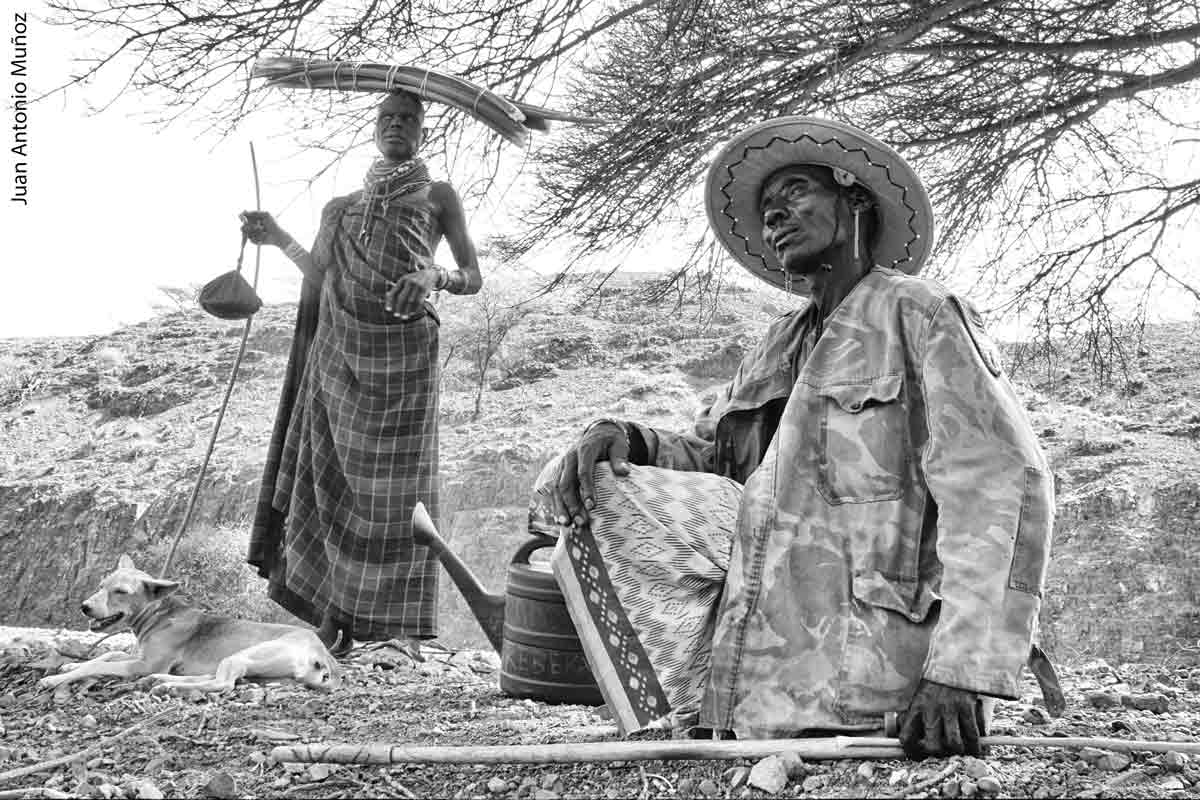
top-left (118, 554), bottom-right (136, 571)
top-left (144, 577), bottom-right (180, 598)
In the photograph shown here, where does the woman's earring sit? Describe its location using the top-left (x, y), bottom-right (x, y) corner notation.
top-left (853, 210), bottom-right (862, 264)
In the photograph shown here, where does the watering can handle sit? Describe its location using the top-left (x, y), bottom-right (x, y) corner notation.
top-left (511, 535), bottom-right (557, 566)
top-left (411, 501), bottom-right (445, 551)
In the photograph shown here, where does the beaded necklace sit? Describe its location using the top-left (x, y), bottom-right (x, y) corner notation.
top-left (358, 158), bottom-right (433, 242)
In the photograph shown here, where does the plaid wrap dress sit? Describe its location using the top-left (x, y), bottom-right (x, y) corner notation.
top-left (249, 176), bottom-right (442, 640)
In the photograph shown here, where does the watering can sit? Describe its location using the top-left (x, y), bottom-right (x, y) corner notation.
top-left (411, 502), bottom-right (603, 705)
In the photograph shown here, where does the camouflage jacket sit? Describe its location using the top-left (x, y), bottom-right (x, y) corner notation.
top-left (631, 267), bottom-right (1054, 736)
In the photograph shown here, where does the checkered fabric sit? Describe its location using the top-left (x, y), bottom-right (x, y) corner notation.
top-left (249, 178), bottom-right (443, 640)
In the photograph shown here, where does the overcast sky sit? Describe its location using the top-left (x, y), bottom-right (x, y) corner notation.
top-left (1, 4), bottom-right (617, 339)
top-left (3, 4), bottom-right (1196, 341)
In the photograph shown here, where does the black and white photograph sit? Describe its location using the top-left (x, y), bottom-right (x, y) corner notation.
top-left (1, 1), bottom-right (1199, 797)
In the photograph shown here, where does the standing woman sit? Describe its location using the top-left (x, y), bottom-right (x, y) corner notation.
top-left (244, 90), bottom-right (481, 653)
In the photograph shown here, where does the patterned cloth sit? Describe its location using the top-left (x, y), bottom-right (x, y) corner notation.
top-left (534, 460), bottom-right (740, 735)
top-left (533, 266), bottom-right (1054, 739)
top-left (248, 169), bottom-right (444, 640)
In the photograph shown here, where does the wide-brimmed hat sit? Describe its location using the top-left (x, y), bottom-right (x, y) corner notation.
top-left (705, 116), bottom-right (934, 294)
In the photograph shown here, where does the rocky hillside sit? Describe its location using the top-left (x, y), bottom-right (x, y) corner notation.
top-left (0, 275), bottom-right (1197, 663)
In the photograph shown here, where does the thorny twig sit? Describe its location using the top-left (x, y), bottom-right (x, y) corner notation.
top-left (382, 774), bottom-right (419, 799)
top-left (882, 758), bottom-right (960, 799)
top-left (0, 710), bottom-right (175, 785)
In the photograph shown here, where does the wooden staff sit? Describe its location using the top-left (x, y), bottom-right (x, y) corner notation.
top-left (271, 734), bottom-right (1200, 766)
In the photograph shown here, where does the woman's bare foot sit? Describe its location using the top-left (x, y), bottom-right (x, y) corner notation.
top-left (317, 615), bottom-right (354, 658)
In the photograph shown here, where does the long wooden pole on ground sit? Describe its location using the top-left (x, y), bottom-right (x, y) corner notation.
top-left (271, 735), bottom-right (1200, 766)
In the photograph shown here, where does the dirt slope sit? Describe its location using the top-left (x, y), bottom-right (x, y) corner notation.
top-left (0, 277), bottom-right (1198, 662)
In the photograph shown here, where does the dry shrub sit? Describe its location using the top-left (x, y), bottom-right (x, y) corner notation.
top-left (0, 356), bottom-right (32, 407)
top-left (141, 524), bottom-right (293, 625)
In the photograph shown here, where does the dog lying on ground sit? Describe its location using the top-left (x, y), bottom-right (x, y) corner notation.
top-left (38, 555), bottom-right (340, 694)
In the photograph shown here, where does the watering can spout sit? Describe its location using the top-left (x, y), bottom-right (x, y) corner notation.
top-left (411, 501), bottom-right (506, 653)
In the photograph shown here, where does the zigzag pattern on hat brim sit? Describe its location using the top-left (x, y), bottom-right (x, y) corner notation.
top-left (711, 130), bottom-right (931, 293)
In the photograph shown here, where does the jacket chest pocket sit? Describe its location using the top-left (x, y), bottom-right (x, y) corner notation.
top-left (816, 374), bottom-right (909, 504)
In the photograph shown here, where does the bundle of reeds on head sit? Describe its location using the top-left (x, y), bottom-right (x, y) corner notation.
top-left (252, 57), bottom-right (605, 147)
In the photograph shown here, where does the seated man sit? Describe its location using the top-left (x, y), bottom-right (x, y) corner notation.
top-left (532, 117), bottom-right (1054, 758)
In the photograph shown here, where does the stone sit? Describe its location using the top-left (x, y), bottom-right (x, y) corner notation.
top-left (1022, 706), bottom-right (1050, 725)
top-left (1097, 752), bottom-right (1132, 772)
top-left (487, 777), bottom-right (510, 794)
top-left (778, 752), bottom-right (805, 778)
top-left (748, 755), bottom-right (789, 794)
top-left (1086, 691), bottom-right (1121, 709)
top-left (1122, 693), bottom-right (1171, 714)
top-left (532, 791), bottom-right (560, 800)
top-left (963, 757), bottom-right (993, 780)
top-left (202, 773), bottom-right (236, 800)
top-left (723, 765), bottom-right (750, 789)
top-left (943, 780), bottom-right (961, 798)
top-left (1161, 776), bottom-right (1187, 791)
top-left (1164, 751), bottom-right (1189, 772)
top-left (676, 777), bottom-right (696, 796)
top-left (79, 714), bottom-right (98, 730)
top-left (801, 775), bottom-right (824, 792)
top-left (540, 774), bottom-right (561, 791)
top-left (977, 776), bottom-right (1002, 794)
top-left (959, 779), bottom-right (978, 798)
top-left (306, 764), bottom-right (333, 782)
top-left (132, 782), bottom-right (165, 800)
top-left (856, 762), bottom-right (876, 781)
top-left (697, 778), bottom-right (720, 797)
top-left (1078, 747), bottom-right (1108, 765)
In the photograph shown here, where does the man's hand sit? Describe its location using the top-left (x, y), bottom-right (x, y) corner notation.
top-left (552, 421), bottom-right (631, 528)
top-left (239, 211), bottom-right (289, 249)
top-left (386, 269), bottom-right (440, 318)
top-left (899, 680), bottom-right (987, 759)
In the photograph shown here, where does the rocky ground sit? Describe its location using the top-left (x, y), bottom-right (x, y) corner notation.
top-left (2, 627), bottom-right (1200, 800)
top-left (2, 274), bottom-right (1199, 798)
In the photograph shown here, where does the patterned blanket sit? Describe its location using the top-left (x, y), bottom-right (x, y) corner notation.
top-left (249, 178), bottom-right (442, 640)
top-left (533, 460), bottom-right (741, 734)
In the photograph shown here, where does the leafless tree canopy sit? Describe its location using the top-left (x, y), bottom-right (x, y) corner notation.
top-left (49, 0), bottom-right (1200, 333)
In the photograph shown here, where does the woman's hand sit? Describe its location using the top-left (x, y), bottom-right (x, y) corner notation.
top-left (386, 268), bottom-right (441, 319)
top-left (239, 211), bottom-right (289, 249)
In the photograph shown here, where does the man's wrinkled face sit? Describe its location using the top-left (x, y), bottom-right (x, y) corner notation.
top-left (760, 165), bottom-right (845, 274)
top-left (374, 94), bottom-right (425, 161)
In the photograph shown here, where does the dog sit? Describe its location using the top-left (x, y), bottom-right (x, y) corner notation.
top-left (38, 555), bottom-right (340, 694)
